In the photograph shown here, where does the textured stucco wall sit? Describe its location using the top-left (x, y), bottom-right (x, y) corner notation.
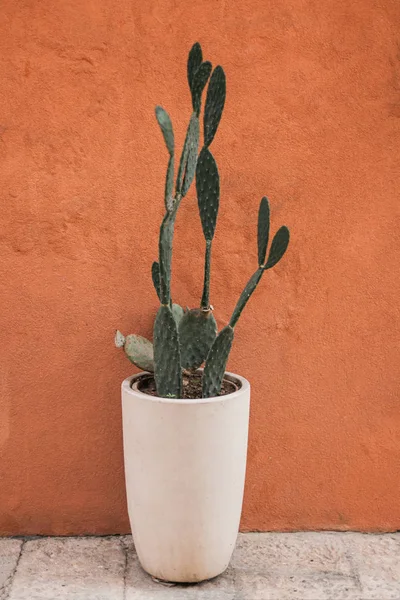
top-left (1, 0), bottom-right (399, 535)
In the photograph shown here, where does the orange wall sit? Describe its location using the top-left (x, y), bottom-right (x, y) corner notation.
top-left (1, 0), bottom-right (399, 535)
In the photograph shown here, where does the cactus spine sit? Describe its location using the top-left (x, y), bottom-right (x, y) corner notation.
top-left (116, 42), bottom-right (290, 399)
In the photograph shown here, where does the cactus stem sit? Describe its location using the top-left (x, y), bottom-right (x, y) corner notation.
top-left (201, 239), bottom-right (212, 310)
top-left (229, 267), bottom-right (264, 329)
top-left (159, 195), bottom-right (182, 304)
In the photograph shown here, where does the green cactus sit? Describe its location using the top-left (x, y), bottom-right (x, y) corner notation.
top-left (196, 148), bottom-right (220, 241)
top-left (177, 113), bottom-right (200, 197)
top-left (229, 268), bottom-right (264, 329)
top-left (179, 308), bottom-right (217, 370)
top-left (257, 196), bottom-right (270, 266)
top-left (171, 303), bottom-right (185, 326)
top-left (264, 226), bottom-right (290, 269)
top-left (116, 42), bottom-right (290, 399)
top-left (191, 62), bottom-right (212, 116)
top-left (115, 331), bottom-right (154, 372)
top-left (158, 209), bottom-right (176, 304)
top-left (196, 147), bottom-right (220, 309)
top-left (155, 106), bottom-right (174, 156)
top-left (153, 305), bottom-right (182, 397)
top-left (187, 42), bottom-right (203, 94)
top-left (204, 66), bottom-right (226, 148)
top-left (151, 261), bottom-right (161, 301)
top-left (202, 326), bottom-right (234, 398)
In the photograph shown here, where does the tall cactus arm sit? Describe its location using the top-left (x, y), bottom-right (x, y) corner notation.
top-left (229, 202), bottom-right (290, 328)
top-left (203, 198), bottom-right (290, 397)
top-left (158, 200), bottom-right (182, 305)
top-left (196, 147), bottom-right (220, 309)
top-left (153, 305), bottom-right (182, 398)
top-left (204, 66), bottom-right (226, 148)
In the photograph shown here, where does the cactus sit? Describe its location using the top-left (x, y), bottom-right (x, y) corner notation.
top-left (202, 326), bottom-right (234, 398)
top-left (257, 196), bottom-right (270, 266)
top-left (171, 303), bottom-right (185, 326)
top-left (155, 106), bottom-right (174, 156)
top-left (191, 62), bottom-right (212, 116)
top-left (153, 305), bottom-right (182, 397)
top-left (176, 113), bottom-right (200, 197)
top-left (196, 147), bottom-right (220, 309)
top-left (115, 331), bottom-right (155, 372)
top-left (204, 66), bottom-right (226, 148)
top-left (179, 308), bottom-right (217, 370)
top-left (116, 42), bottom-right (290, 399)
top-left (264, 226), bottom-right (290, 269)
top-left (151, 261), bottom-right (161, 301)
top-left (187, 42), bottom-right (203, 94)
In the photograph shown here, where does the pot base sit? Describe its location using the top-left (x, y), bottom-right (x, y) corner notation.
top-left (122, 370), bottom-right (250, 583)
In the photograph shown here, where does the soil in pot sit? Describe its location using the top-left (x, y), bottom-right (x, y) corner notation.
top-left (137, 372), bottom-right (239, 399)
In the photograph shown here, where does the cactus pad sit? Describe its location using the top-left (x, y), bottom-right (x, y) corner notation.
top-left (114, 330), bottom-right (126, 348)
top-left (196, 148), bottom-right (220, 241)
top-left (204, 66), bottom-right (226, 148)
top-left (264, 226), bottom-right (290, 269)
top-left (191, 61), bottom-right (212, 115)
top-left (155, 106), bottom-right (174, 156)
top-left (172, 303), bottom-right (185, 326)
top-left (176, 113), bottom-right (199, 196)
top-left (179, 308), bottom-right (217, 370)
top-left (164, 155), bottom-right (175, 211)
top-left (187, 42), bottom-right (203, 93)
top-left (158, 211), bottom-right (176, 304)
top-left (123, 334), bottom-right (155, 372)
top-left (153, 305), bottom-right (182, 398)
top-left (182, 115), bottom-right (200, 197)
top-left (257, 196), bottom-right (270, 266)
top-left (202, 325), bottom-right (234, 397)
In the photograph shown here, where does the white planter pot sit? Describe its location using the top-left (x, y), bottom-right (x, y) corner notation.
top-left (121, 371), bottom-right (250, 583)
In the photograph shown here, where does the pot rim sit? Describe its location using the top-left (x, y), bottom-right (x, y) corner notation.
top-left (122, 370), bottom-right (250, 405)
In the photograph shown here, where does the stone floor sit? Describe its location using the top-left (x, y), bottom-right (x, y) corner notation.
top-left (0, 533), bottom-right (399, 599)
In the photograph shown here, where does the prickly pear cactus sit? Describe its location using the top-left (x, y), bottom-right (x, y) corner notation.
top-left (151, 261), bottom-right (161, 301)
top-left (191, 61), bottom-right (212, 115)
top-left (187, 42), bottom-right (203, 94)
top-left (202, 326), bottom-right (234, 398)
top-left (264, 226), bottom-right (290, 269)
top-left (257, 196), bottom-right (270, 266)
top-left (116, 42), bottom-right (290, 399)
top-left (179, 308), bottom-right (217, 370)
top-left (204, 196), bottom-right (290, 394)
top-left (196, 148), bottom-right (220, 242)
top-left (172, 303), bottom-right (185, 326)
top-left (115, 331), bottom-right (154, 372)
top-left (179, 114), bottom-right (200, 197)
top-left (203, 66), bottom-right (226, 148)
top-left (153, 305), bottom-right (182, 398)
